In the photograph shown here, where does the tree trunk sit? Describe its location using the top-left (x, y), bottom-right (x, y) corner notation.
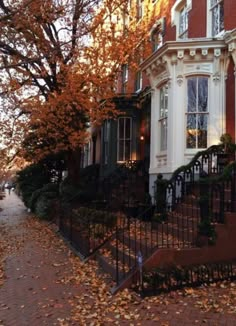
top-left (66, 148), bottom-right (81, 185)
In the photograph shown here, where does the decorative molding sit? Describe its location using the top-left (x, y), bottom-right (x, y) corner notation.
top-left (190, 49), bottom-right (196, 57)
top-left (185, 63), bottom-right (212, 75)
top-left (177, 50), bottom-right (184, 59)
top-left (176, 75), bottom-right (184, 86)
top-left (214, 49), bottom-right (221, 57)
top-left (228, 42), bottom-right (235, 52)
top-left (201, 49), bottom-right (208, 56)
top-left (212, 73), bottom-right (221, 84)
top-left (155, 72), bottom-right (171, 88)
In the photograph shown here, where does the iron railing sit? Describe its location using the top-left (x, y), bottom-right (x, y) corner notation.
top-left (100, 160), bottom-right (148, 212)
top-left (112, 197), bottom-right (201, 285)
top-left (154, 148), bottom-right (236, 225)
top-left (59, 205), bottom-right (118, 259)
top-left (139, 260), bottom-right (236, 295)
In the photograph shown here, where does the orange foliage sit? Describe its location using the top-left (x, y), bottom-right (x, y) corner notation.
top-left (0, 0), bottom-right (156, 166)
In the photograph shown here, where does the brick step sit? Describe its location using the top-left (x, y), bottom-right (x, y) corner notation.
top-left (96, 250), bottom-right (128, 283)
top-left (167, 213), bottom-right (199, 228)
top-left (116, 220), bottom-right (196, 251)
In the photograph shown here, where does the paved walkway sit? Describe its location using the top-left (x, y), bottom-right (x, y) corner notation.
top-left (0, 192), bottom-right (236, 325)
top-left (0, 192), bottom-right (79, 325)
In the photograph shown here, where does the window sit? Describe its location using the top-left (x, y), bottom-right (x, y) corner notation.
top-left (135, 70), bottom-right (142, 92)
top-left (159, 84), bottom-right (168, 151)
top-left (210, 0), bottom-right (224, 36)
top-left (103, 120), bottom-right (110, 164)
top-left (171, 0), bottom-right (191, 39)
top-left (117, 117), bottom-right (132, 162)
top-left (152, 31), bottom-right (163, 52)
top-left (150, 17), bottom-right (165, 52)
top-left (179, 5), bottom-right (188, 39)
top-left (81, 142), bottom-right (90, 168)
top-left (186, 77), bottom-right (208, 149)
top-left (121, 64), bottom-right (128, 93)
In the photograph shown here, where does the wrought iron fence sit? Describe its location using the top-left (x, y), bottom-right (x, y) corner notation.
top-left (112, 197), bottom-right (201, 286)
top-left (137, 260), bottom-right (236, 296)
top-left (59, 205), bottom-right (118, 259)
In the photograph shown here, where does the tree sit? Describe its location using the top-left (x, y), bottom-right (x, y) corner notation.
top-left (0, 0), bottom-right (153, 184)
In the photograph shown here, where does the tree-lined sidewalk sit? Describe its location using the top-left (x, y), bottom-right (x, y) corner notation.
top-left (1, 193), bottom-right (236, 326)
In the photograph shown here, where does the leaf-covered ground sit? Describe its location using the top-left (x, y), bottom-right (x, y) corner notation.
top-left (1, 193), bottom-right (236, 325)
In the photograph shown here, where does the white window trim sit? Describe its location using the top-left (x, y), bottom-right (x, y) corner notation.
top-left (207, 0), bottom-right (224, 38)
top-left (171, 0), bottom-right (192, 39)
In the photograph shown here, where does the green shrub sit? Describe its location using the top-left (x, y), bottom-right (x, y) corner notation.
top-left (30, 183), bottom-right (59, 213)
top-left (17, 163), bottom-right (51, 207)
top-left (34, 194), bottom-right (57, 220)
top-left (59, 164), bottom-right (100, 204)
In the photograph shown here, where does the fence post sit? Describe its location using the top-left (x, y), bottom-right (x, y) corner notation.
top-left (137, 251), bottom-right (143, 291)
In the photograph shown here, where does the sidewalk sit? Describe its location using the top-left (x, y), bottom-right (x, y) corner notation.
top-left (0, 192), bottom-right (236, 325)
top-left (0, 192), bottom-right (79, 325)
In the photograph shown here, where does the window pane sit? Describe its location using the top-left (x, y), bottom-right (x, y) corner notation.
top-left (125, 118), bottom-right (131, 139)
top-left (160, 88), bottom-right (165, 118)
top-left (117, 117), bottom-right (132, 161)
top-left (198, 77), bottom-right (208, 112)
top-left (125, 140), bottom-right (131, 160)
top-left (118, 140), bottom-right (124, 161)
top-left (152, 32), bottom-right (163, 52)
top-left (219, 2), bottom-right (224, 31)
top-left (160, 85), bottom-right (168, 118)
top-left (119, 118), bottom-right (124, 140)
top-left (135, 71), bottom-right (142, 91)
top-left (160, 119), bottom-right (167, 151)
top-left (179, 7), bottom-right (188, 37)
top-left (211, 0), bottom-right (217, 6)
top-left (197, 115), bottom-right (208, 148)
top-left (187, 78), bottom-right (197, 112)
top-left (212, 1), bottom-right (224, 36)
top-left (186, 114), bottom-right (197, 148)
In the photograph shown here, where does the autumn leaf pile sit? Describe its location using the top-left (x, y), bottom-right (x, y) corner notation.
top-left (1, 210), bottom-right (236, 325)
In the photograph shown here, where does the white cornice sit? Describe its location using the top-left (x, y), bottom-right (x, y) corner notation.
top-left (141, 39), bottom-right (226, 73)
